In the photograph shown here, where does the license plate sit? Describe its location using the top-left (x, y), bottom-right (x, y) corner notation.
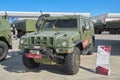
top-left (26, 53), bottom-right (42, 59)
top-left (26, 49), bottom-right (42, 59)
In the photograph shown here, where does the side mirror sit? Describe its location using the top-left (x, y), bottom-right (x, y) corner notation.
top-left (85, 25), bottom-right (90, 30)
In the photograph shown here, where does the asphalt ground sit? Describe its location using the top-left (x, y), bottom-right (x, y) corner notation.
top-left (0, 34), bottom-right (120, 80)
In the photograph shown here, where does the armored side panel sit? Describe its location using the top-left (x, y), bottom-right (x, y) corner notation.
top-left (106, 20), bottom-right (120, 28)
top-left (14, 20), bottom-right (36, 32)
top-left (0, 18), bottom-right (12, 48)
top-left (0, 17), bottom-right (12, 61)
top-left (26, 20), bottom-right (37, 32)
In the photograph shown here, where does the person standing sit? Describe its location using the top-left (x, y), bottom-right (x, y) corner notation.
top-left (12, 24), bottom-right (17, 40)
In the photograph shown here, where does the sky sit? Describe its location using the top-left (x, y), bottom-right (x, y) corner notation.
top-left (0, 0), bottom-right (120, 16)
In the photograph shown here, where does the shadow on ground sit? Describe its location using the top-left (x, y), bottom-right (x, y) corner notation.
top-left (80, 66), bottom-right (96, 73)
top-left (0, 51), bottom-right (95, 75)
top-left (0, 51), bottom-right (66, 75)
top-left (0, 51), bottom-right (27, 73)
top-left (0, 39), bottom-right (119, 75)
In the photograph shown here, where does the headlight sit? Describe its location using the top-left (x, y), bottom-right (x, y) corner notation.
top-left (62, 41), bottom-right (69, 47)
top-left (20, 39), bottom-right (27, 45)
top-left (57, 41), bottom-right (69, 47)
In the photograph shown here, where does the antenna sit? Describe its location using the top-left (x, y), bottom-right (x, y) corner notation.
top-left (4, 11), bottom-right (8, 19)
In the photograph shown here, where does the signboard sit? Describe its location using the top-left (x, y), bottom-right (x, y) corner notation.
top-left (96, 45), bottom-right (111, 75)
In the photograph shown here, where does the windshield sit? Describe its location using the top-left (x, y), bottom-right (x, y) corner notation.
top-left (43, 19), bottom-right (77, 29)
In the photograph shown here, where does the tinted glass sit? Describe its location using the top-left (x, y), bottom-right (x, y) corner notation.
top-left (43, 19), bottom-right (77, 28)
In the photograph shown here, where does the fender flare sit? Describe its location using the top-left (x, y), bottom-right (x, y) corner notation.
top-left (73, 40), bottom-right (83, 50)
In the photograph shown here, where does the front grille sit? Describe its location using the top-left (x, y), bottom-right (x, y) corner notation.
top-left (30, 37), bottom-right (54, 46)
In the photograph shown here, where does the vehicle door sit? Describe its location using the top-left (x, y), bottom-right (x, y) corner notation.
top-left (81, 19), bottom-right (91, 48)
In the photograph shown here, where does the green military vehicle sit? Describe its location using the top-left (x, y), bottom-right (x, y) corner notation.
top-left (94, 20), bottom-right (120, 34)
top-left (12, 19), bottom-right (37, 38)
top-left (106, 20), bottom-right (120, 34)
top-left (19, 14), bottom-right (95, 75)
top-left (0, 17), bottom-right (12, 61)
top-left (94, 21), bottom-right (105, 34)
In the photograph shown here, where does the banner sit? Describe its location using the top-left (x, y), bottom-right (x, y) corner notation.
top-left (96, 45), bottom-right (111, 75)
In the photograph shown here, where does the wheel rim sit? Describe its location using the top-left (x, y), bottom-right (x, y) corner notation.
top-left (74, 49), bottom-right (79, 67)
top-left (0, 47), bottom-right (4, 57)
top-left (74, 55), bottom-right (79, 67)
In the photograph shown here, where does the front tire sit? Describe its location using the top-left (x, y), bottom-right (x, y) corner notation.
top-left (0, 41), bottom-right (8, 61)
top-left (64, 47), bottom-right (80, 75)
top-left (87, 43), bottom-right (94, 55)
top-left (22, 54), bottom-right (40, 69)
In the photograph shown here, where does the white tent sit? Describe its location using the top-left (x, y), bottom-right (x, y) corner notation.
top-left (92, 13), bottom-right (120, 23)
top-left (0, 11), bottom-right (91, 20)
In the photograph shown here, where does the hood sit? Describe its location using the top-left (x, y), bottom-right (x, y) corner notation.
top-left (27, 30), bottom-right (79, 39)
top-left (24, 30), bottom-right (79, 47)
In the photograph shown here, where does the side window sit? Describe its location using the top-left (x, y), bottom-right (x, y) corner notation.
top-left (82, 19), bottom-right (90, 32)
top-left (43, 21), bottom-right (50, 28)
top-left (82, 21), bottom-right (86, 31)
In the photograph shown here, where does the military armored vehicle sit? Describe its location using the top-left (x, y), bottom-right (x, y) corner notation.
top-left (94, 21), bottom-right (105, 34)
top-left (19, 14), bottom-right (95, 75)
top-left (94, 20), bottom-right (120, 34)
top-left (12, 19), bottom-right (37, 38)
top-left (0, 17), bottom-right (12, 61)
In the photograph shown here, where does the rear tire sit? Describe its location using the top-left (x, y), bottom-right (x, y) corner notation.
top-left (64, 47), bottom-right (80, 75)
top-left (109, 29), bottom-right (115, 34)
top-left (22, 54), bottom-right (40, 69)
top-left (0, 41), bottom-right (8, 61)
top-left (116, 29), bottom-right (120, 34)
top-left (95, 30), bottom-right (101, 34)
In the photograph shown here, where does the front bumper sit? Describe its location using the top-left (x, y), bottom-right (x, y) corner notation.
top-left (19, 45), bottom-right (74, 54)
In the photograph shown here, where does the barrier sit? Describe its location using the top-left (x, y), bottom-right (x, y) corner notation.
top-left (96, 45), bottom-right (111, 75)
